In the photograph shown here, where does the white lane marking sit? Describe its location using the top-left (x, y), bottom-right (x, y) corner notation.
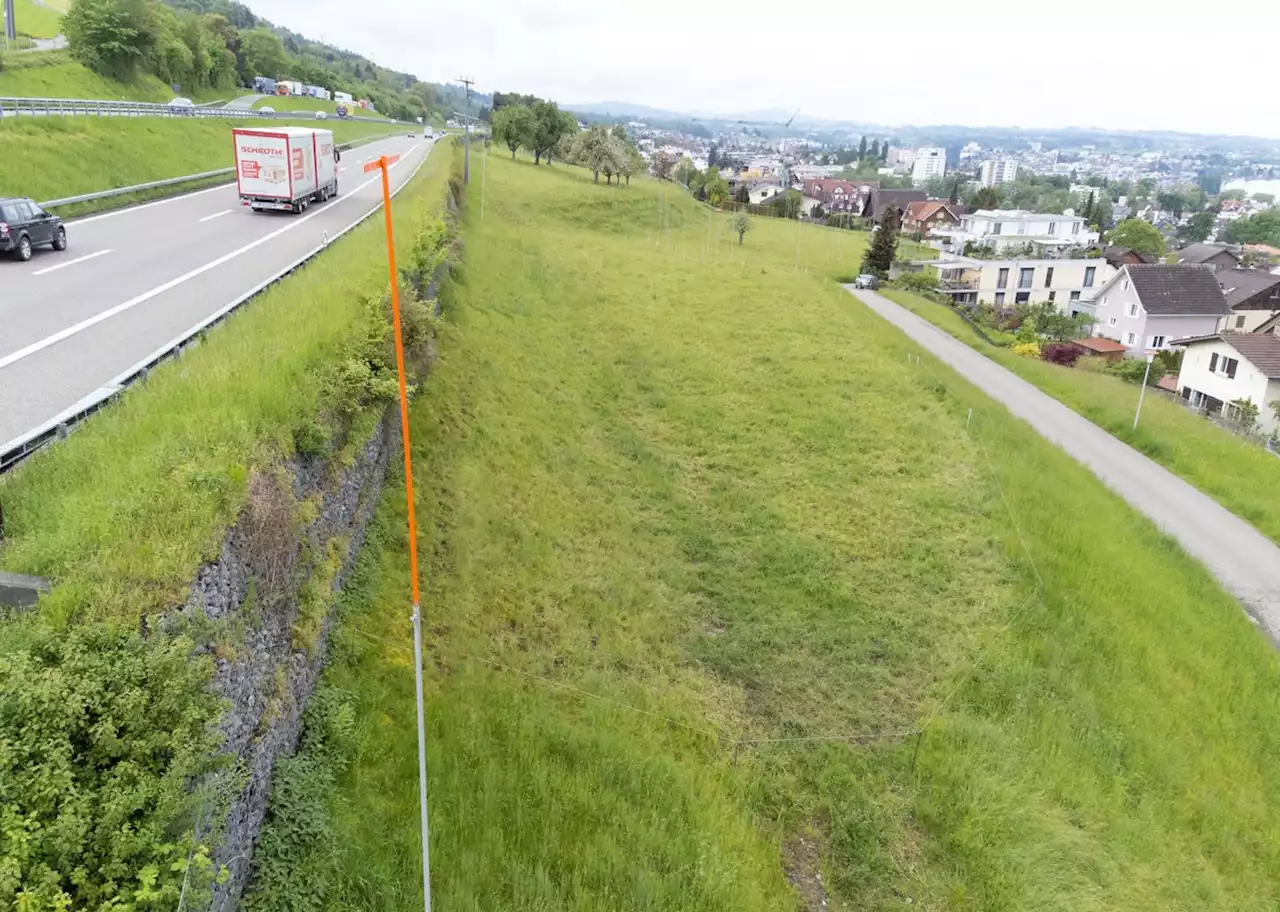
top-left (71, 183), bottom-right (231, 226)
top-left (199, 209), bottom-right (233, 223)
top-left (31, 249), bottom-right (114, 276)
top-left (339, 167), bottom-right (347, 172)
top-left (0, 143), bottom-right (424, 371)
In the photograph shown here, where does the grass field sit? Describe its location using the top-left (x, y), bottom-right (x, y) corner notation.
top-left (0, 116), bottom-right (406, 205)
top-left (0, 50), bottom-right (185, 100)
top-left (246, 150), bottom-right (1280, 910)
top-left (882, 288), bottom-right (1280, 546)
top-left (254, 95), bottom-right (393, 120)
top-left (12, 0), bottom-right (62, 38)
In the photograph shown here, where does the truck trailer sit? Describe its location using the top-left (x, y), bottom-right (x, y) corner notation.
top-left (233, 126), bottom-right (339, 213)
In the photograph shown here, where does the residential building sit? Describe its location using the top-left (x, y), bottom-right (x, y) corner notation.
top-left (1175, 243), bottom-right (1240, 271)
top-left (911, 147), bottom-right (946, 185)
top-left (864, 188), bottom-right (927, 222)
top-left (1174, 332), bottom-right (1280, 433)
top-left (979, 158), bottom-right (1019, 187)
top-left (748, 184), bottom-right (787, 205)
top-left (801, 179), bottom-right (875, 214)
top-left (933, 257), bottom-right (1116, 314)
top-left (1090, 265), bottom-right (1232, 355)
top-left (931, 209), bottom-right (1100, 254)
top-left (1216, 269), bottom-right (1280, 331)
top-left (1101, 245), bottom-right (1157, 268)
top-left (903, 201), bottom-right (962, 237)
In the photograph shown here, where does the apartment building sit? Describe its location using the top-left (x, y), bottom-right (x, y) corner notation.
top-left (931, 208), bottom-right (1099, 254)
top-left (979, 158), bottom-right (1019, 187)
top-left (934, 257), bottom-right (1116, 315)
top-left (911, 147), bottom-right (946, 185)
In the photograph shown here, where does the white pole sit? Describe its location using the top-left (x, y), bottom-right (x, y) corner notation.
top-left (1133, 353), bottom-right (1155, 430)
top-left (480, 134), bottom-right (487, 219)
top-left (411, 604), bottom-right (433, 912)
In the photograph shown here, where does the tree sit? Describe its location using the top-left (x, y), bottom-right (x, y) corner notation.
top-left (1108, 218), bottom-right (1167, 258)
top-left (861, 205), bottom-right (900, 276)
top-left (948, 177), bottom-right (961, 205)
top-left (704, 166), bottom-right (730, 206)
top-left (238, 27), bottom-right (285, 79)
top-left (622, 146), bottom-right (644, 186)
top-left (599, 134), bottom-right (627, 184)
top-left (1180, 210), bottom-right (1216, 244)
top-left (1221, 188), bottom-right (1246, 202)
top-left (573, 125), bottom-right (611, 182)
top-left (730, 210), bottom-right (751, 245)
top-left (707, 144), bottom-right (719, 168)
top-left (530, 100), bottom-right (575, 165)
top-left (65, 0), bottom-right (158, 82)
top-left (673, 156), bottom-right (698, 188)
top-left (492, 104), bottom-right (535, 159)
top-left (1082, 190), bottom-right (1095, 220)
top-left (974, 186), bottom-right (1000, 209)
top-left (650, 151), bottom-right (675, 181)
top-left (869, 139), bottom-right (880, 161)
top-left (880, 142), bottom-right (889, 162)
top-left (734, 183), bottom-right (750, 205)
top-left (1256, 193), bottom-right (1277, 205)
top-left (858, 135), bottom-right (867, 160)
top-left (1229, 398), bottom-right (1260, 430)
top-left (1220, 210), bottom-right (1280, 247)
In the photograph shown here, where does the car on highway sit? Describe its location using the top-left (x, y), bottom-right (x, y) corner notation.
top-left (168, 96), bottom-right (195, 114)
top-left (314, 110), bottom-right (328, 120)
top-left (1, 197), bottom-right (66, 262)
top-left (259, 105), bottom-right (275, 115)
top-left (852, 273), bottom-right (880, 290)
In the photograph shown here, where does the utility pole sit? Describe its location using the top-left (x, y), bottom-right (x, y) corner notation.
top-left (457, 76), bottom-right (474, 184)
top-left (4, 0), bottom-right (16, 42)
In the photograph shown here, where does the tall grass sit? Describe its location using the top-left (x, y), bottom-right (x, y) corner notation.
top-left (883, 288), bottom-right (1280, 545)
top-left (0, 116), bottom-right (405, 203)
top-left (250, 150), bottom-right (1280, 910)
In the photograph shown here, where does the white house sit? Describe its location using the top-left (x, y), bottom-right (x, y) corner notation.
top-left (933, 256), bottom-right (1115, 314)
top-left (1090, 265), bottom-right (1232, 355)
top-left (911, 147), bottom-right (946, 185)
top-left (931, 209), bottom-right (1100, 254)
top-left (1174, 332), bottom-right (1280, 433)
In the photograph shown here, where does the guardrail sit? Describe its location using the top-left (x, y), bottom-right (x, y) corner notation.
top-left (36, 133), bottom-right (402, 210)
top-left (0, 95), bottom-right (404, 125)
top-left (0, 138), bottom-right (443, 475)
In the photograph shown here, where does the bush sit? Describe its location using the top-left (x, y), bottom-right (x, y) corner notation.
top-left (292, 418), bottom-right (330, 459)
top-left (1109, 357), bottom-right (1155, 385)
top-left (1012, 341), bottom-right (1042, 358)
top-left (1042, 343), bottom-right (1082, 366)
top-left (892, 272), bottom-right (940, 295)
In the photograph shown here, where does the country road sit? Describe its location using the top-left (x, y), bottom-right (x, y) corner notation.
top-left (0, 132), bottom-right (431, 451)
top-left (847, 286), bottom-right (1280, 643)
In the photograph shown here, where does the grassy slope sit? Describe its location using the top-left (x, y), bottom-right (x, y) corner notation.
top-left (882, 288), bottom-right (1280, 545)
top-left (255, 151), bottom-right (1280, 910)
top-left (12, 0), bottom-right (62, 38)
top-left (0, 50), bottom-right (215, 101)
top-left (0, 116), bottom-right (404, 203)
top-left (254, 94), bottom-right (392, 120)
top-left (0, 140), bottom-right (454, 629)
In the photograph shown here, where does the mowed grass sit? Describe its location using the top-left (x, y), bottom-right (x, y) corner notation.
top-left (262, 151), bottom-right (1280, 910)
top-left (0, 50), bottom-right (180, 100)
top-left (11, 0), bottom-right (62, 38)
top-left (0, 116), bottom-right (406, 204)
top-left (254, 95), bottom-right (392, 120)
top-left (0, 139), bottom-right (454, 629)
top-left (883, 288), bottom-right (1280, 545)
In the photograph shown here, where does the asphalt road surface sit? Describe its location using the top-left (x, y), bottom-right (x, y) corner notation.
top-left (1, 132), bottom-right (432, 449)
top-left (847, 286), bottom-right (1280, 643)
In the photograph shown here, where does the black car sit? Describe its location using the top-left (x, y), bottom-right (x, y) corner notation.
top-left (0, 197), bottom-right (66, 262)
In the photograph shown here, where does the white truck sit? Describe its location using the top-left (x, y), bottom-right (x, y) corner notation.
top-left (232, 126), bottom-right (340, 213)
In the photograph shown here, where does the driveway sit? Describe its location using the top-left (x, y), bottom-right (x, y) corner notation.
top-left (848, 286), bottom-right (1280, 641)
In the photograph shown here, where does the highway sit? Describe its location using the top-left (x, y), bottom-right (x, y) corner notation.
top-left (0, 131), bottom-right (432, 451)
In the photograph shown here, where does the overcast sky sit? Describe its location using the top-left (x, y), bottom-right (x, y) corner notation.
top-left (249, 0), bottom-right (1275, 139)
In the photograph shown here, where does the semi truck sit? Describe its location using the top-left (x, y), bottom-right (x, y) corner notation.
top-left (232, 126), bottom-right (339, 214)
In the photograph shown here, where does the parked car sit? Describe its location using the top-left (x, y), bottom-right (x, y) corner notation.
top-left (259, 105), bottom-right (275, 114)
top-left (0, 197), bottom-right (66, 261)
top-left (314, 110), bottom-right (328, 120)
top-left (853, 273), bottom-right (880, 290)
top-left (168, 96), bottom-right (195, 114)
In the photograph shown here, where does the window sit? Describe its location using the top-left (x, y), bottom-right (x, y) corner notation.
top-left (1045, 267), bottom-right (1054, 287)
top-left (1048, 291), bottom-right (1057, 303)
top-left (1150, 335), bottom-right (1166, 348)
top-left (0, 203), bottom-right (18, 223)
top-left (1070, 291), bottom-right (1081, 302)
top-left (1015, 291), bottom-right (1030, 304)
top-left (1123, 280), bottom-right (1129, 291)
top-left (1125, 332), bottom-right (1137, 345)
top-left (994, 292), bottom-right (1006, 305)
top-left (1018, 268), bottom-right (1034, 288)
top-left (1107, 317), bottom-right (1118, 326)
top-left (1236, 315), bottom-right (1247, 328)
top-left (1127, 303), bottom-right (1139, 318)
top-left (16, 201), bottom-right (38, 220)
top-left (992, 222), bottom-right (1002, 235)
top-left (1210, 353), bottom-right (1219, 372)
top-left (1084, 266), bottom-right (1096, 287)
top-left (996, 267), bottom-right (1009, 289)
top-left (1225, 357), bottom-right (1238, 379)
top-left (1048, 221), bottom-right (1057, 235)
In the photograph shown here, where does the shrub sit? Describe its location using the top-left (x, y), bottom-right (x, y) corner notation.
top-left (1012, 341), bottom-right (1042, 358)
top-left (892, 272), bottom-right (940, 295)
top-left (1042, 343), bottom-right (1082, 366)
top-left (1108, 357), bottom-right (1155, 385)
top-left (293, 418), bottom-right (330, 459)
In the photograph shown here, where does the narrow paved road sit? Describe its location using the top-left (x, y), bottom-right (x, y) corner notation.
top-left (848, 286), bottom-right (1280, 641)
top-left (225, 94), bottom-right (265, 109)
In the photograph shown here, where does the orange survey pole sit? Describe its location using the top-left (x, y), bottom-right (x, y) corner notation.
top-left (364, 152), bottom-right (432, 912)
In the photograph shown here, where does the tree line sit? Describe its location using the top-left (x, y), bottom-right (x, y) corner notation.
top-left (491, 99), bottom-right (647, 184)
top-left (61, 0), bottom-right (460, 122)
